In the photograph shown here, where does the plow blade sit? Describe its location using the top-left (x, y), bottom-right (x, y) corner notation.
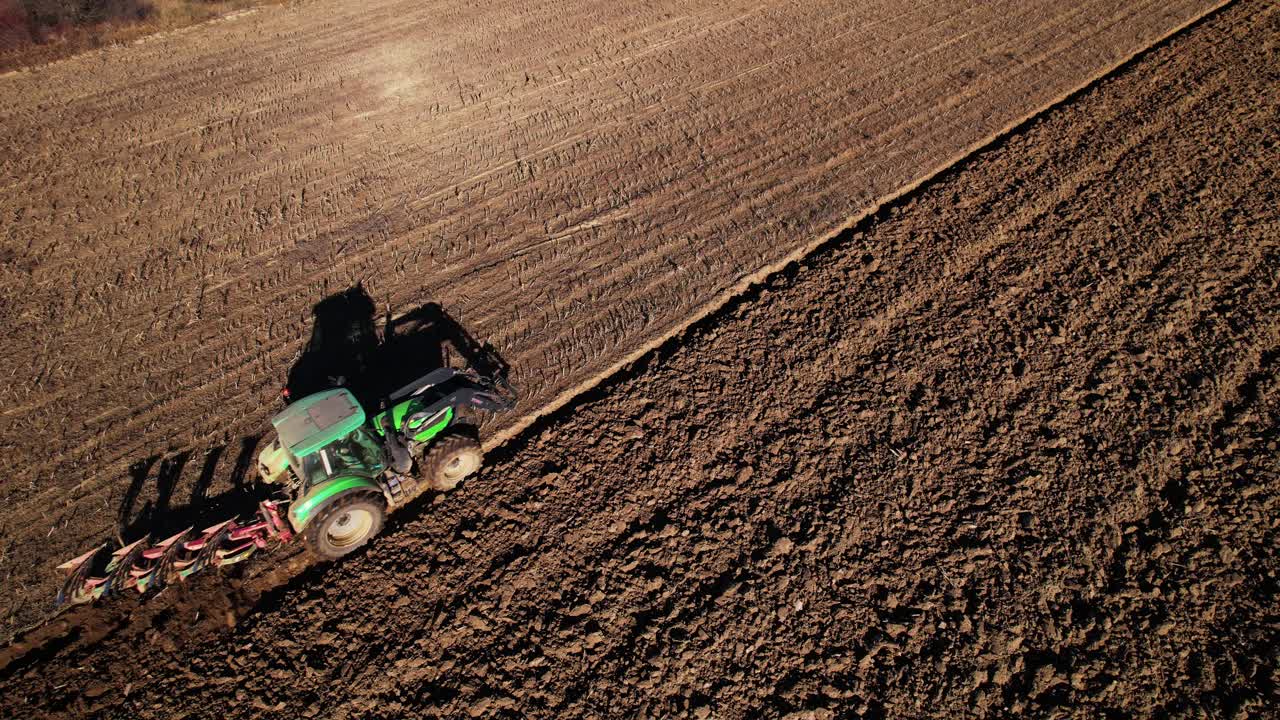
top-left (104, 538), bottom-right (150, 595)
top-left (215, 538), bottom-right (261, 566)
top-left (55, 545), bottom-right (109, 607)
top-left (173, 520), bottom-right (234, 579)
top-left (130, 529), bottom-right (192, 595)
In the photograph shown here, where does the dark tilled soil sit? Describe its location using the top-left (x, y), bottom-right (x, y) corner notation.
top-left (1, 1), bottom-right (1276, 717)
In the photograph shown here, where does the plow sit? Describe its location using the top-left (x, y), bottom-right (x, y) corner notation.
top-left (55, 367), bottom-right (515, 608)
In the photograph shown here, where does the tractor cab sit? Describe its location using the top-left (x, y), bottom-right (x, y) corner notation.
top-left (250, 386), bottom-right (400, 551)
top-left (258, 388), bottom-right (385, 493)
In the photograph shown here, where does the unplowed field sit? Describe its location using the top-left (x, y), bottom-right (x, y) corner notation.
top-left (0, 0), bottom-right (1227, 634)
top-left (2, 0), bottom-right (1275, 717)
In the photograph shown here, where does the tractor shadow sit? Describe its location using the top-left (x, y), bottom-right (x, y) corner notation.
top-left (116, 436), bottom-right (265, 542)
top-left (285, 283), bottom-right (510, 410)
top-left (114, 285), bottom-right (509, 544)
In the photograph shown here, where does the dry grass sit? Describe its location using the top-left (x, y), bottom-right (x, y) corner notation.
top-left (0, 0), bottom-right (290, 73)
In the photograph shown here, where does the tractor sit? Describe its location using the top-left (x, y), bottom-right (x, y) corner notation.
top-left (54, 367), bottom-right (514, 606)
top-left (258, 367), bottom-right (514, 558)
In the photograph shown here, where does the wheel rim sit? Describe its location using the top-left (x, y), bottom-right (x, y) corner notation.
top-left (327, 508), bottom-right (374, 548)
top-left (442, 451), bottom-right (479, 481)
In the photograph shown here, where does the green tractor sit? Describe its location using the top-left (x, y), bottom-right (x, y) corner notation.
top-left (54, 368), bottom-right (514, 606)
top-left (257, 368), bottom-right (515, 558)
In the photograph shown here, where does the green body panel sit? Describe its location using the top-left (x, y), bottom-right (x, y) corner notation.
top-left (413, 409), bottom-right (452, 443)
top-left (288, 476), bottom-right (381, 531)
top-left (373, 400), bottom-right (454, 443)
top-left (271, 389), bottom-right (366, 457)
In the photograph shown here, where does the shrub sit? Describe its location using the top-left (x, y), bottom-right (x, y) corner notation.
top-left (0, 0), bottom-right (33, 52)
top-left (18, 0), bottom-right (152, 42)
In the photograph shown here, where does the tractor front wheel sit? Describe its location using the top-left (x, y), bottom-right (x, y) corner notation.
top-left (305, 493), bottom-right (385, 560)
top-left (420, 430), bottom-right (483, 491)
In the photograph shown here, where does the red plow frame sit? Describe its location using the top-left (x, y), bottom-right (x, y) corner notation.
top-left (55, 501), bottom-right (294, 608)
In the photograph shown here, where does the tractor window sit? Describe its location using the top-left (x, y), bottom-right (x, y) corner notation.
top-left (298, 433), bottom-right (383, 488)
top-left (317, 435), bottom-right (381, 478)
top-left (299, 451), bottom-right (332, 487)
top-left (347, 430), bottom-right (384, 468)
top-left (323, 443), bottom-right (362, 475)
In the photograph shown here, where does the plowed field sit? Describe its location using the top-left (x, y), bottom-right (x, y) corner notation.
top-left (0, 0), bottom-right (1229, 635)
top-left (2, 0), bottom-right (1275, 717)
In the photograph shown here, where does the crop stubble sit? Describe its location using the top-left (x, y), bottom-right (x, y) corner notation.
top-left (0, 0), bottom-right (1228, 636)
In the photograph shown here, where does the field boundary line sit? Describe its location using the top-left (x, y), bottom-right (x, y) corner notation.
top-left (481, 0), bottom-right (1236, 455)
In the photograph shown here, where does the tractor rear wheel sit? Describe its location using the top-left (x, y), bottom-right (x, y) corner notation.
top-left (305, 493), bottom-right (385, 560)
top-left (420, 430), bottom-right (483, 491)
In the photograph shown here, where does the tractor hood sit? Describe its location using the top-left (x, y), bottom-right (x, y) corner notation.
top-left (271, 388), bottom-right (366, 456)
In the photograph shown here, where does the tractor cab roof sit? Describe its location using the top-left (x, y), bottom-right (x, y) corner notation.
top-left (271, 388), bottom-right (366, 457)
